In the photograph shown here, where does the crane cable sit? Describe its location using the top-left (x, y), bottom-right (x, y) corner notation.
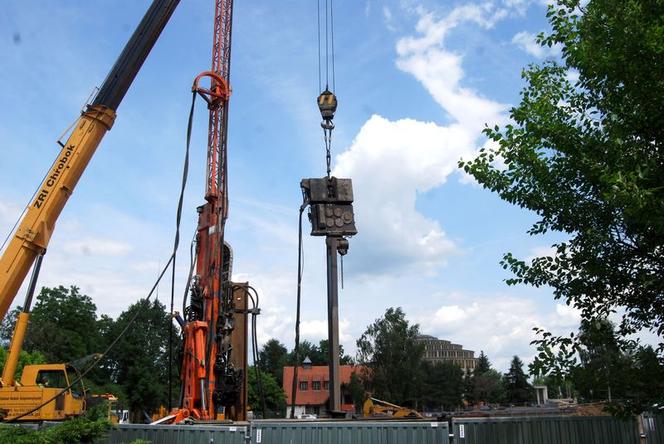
top-left (167, 89), bottom-right (197, 410)
top-left (289, 203), bottom-right (306, 419)
top-left (317, 0), bottom-right (338, 178)
top-left (289, 0), bottom-right (338, 419)
top-left (6, 91), bottom-right (198, 423)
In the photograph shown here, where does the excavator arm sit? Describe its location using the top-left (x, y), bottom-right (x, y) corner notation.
top-left (0, 0), bottom-right (182, 322)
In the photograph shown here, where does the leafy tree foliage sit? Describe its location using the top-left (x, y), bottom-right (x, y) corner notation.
top-left (419, 361), bottom-right (464, 411)
top-left (105, 298), bottom-right (180, 420)
top-left (503, 356), bottom-right (533, 404)
top-left (475, 351), bottom-right (491, 375)
top-left (259, 338), bottom-right (288, 385)
top-left (474, 370), bottom-right (505, 404)
top-left (345, 371), bottom-right (366, 412)
top-left (287, 339), bottom-right (318, 365)
top-left (356, 307), bottom-right (424, 406)
top-left (0, 306), bottom-right (20, 347)
top-left (466, 351), bottom-right (504, 404)
top-left (0, 417), bottom-right (110, 444)
top-left (0, 347), bottom-right (45, 382)
top-left (24, 286), bottom-right (100, 363)
top-left (286, 339), bottom-right (353, 367)
top-left (463, 371), bottom-right (474, 404)
top-left (532, 318), bottom-right (664, 415)
top-left (460, 0), bottom-right (664, 345)
top-left (573, 319), bottom-right (629, 402)
top-left (533, 375), bottom-right (572, 399)
top-left (248, 366), bottom-right (286, 418)
top-left (318, 339), bottom-right (354, 365)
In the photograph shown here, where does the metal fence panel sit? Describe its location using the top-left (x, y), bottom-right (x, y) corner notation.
top-left (644, 415), bottom-right (664, 444)
top-left (251, 420), bottom-right (448, 444)
top-left (103, 423), bottom-right (248, 444)
top-left (453, 416), bottom-right (640, 444)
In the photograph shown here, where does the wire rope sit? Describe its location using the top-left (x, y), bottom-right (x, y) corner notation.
top-left (289, 205), bottom-right (306, 418)
top-left (330, 0), bottom-right (336, 92)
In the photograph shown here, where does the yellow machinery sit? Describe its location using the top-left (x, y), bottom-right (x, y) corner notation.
top-left (0, 0), bottom-right (182, 421)
top-left (0, 364), bottom-right (85, 421)
top-left (362, 397), bottom-right (423, 419)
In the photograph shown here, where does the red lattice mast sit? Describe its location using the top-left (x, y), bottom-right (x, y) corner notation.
top-left (194, 0), bottom-right (233, 205)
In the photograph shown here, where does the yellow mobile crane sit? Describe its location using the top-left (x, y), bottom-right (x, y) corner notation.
top-left (0, 0), bottom-right (182, 421)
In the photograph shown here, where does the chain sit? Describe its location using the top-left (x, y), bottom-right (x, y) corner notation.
top-left (324, 127), bottom-right (332, 178)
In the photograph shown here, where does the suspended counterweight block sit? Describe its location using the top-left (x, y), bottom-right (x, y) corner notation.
top-left (301, 177), bottom-right (357, 237)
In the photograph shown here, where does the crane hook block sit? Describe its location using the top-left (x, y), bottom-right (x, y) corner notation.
top-left (318, 89), bottom-right (337, 122)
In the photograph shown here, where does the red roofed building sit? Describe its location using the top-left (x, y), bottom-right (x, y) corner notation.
top-left (283, 358), bottom-right (360, 417)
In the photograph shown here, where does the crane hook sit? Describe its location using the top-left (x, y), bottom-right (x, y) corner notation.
top-left (318, 89), bottom-right (337, 130)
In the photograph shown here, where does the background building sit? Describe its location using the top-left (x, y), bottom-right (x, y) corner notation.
top-left (416, 335), bottom-right (477, 374)
top-left (283, 358), bottom-right (358, 417)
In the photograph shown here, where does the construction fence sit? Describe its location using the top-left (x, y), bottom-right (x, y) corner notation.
top-left (101, 415), bottom-right (664, 444)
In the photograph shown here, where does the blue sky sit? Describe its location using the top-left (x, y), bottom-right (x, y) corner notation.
top-left (0, 0), bottom-right (600, 372)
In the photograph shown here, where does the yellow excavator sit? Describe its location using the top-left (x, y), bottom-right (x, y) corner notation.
top-left (0, 0), bottom-right (182, 421)
top-left (362, 396), bottom-right (423, 419)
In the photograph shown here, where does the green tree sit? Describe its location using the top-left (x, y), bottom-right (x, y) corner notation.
top-left (420, 361), bottom-right (464, 411)
top-left (465, 352), bottom-right (504, 405)
top-left (248, 366), bottom-right (286, 418)
top-left (107, 298), bottom-right (180, 420)
top-left (259, 339), bottom-right (288, 385)
top-left (459, 0), bottom-right (664, 345)
top-left (463, 371), bottom-right (475, 404)
top-left (24, 286), bottom-right (100, 363)
top-left (345, 371), bottom-right (366, 413)
top-left (0, 306), bottom-right (21, 347)
top-left (356, 307), bottom-right (424, 406)
top-left (503, 356), bottom-right (533, 404)
top-left (532, 317), bottom-right (664, 415)
top-left (287, 340), bottom-right (319, 365)
top-left (286, 339), bottom-right (353, 368)
top-left (533, 374), bottom-right (572, 399)
top-left (574, 319), bottom-right (629, 402)
top-left (318, 339), bottom-right (354, 365)
top-left (0, 347), bottom-right (45, 382)
top-left (474, 370), bottom-right (505, 404)
top-left (474, 351), bottom-right (491, 375)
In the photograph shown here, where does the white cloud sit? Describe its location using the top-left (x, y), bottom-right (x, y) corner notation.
top-left (566, 69), bottom-right (580, 84)
top-left (334, 116), bottom-right (463, 275)
top-left (333, 5), bottom-right (510, 276)
top-left (512, 30), bottom-right (561, 59)
top-left (526, 245), bottom-right (557, 262)
top-left (433, 304), bottom-right (468, 324)
top-left (417, 292), bottom-right (585, 371)
top-left (0, 200), bottom-right (23, 251)
top-left (300, 318), bottom-right (352, 344)
top-left (382, 6), bottom-right (396, 31)
top-left (555, 303), bottom-right (581, 327)
top-left (0, 199), bottom-right (22, 226)
top-left (395, 9), bottom-right (508, 134)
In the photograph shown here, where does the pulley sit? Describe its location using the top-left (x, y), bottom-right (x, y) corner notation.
top-left (318, 89), bottom-right (337, 130)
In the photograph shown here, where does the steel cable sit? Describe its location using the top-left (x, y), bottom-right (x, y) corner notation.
top-left (290, 205), bottom-right (306, 418)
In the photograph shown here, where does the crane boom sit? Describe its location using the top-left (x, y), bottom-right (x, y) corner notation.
top-left (0, 0), bottom-right (183, 420)
top-left (0, 0), bottom-right (182, 323)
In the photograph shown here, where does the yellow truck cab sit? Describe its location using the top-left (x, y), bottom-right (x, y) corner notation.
top-left (0, 363), bottom-right (85, 421)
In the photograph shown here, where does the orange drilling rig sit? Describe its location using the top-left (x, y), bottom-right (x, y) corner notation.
top-left (170, 0), bottom-right (251, 423)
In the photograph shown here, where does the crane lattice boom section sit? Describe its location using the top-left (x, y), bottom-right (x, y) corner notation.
top-left (206, 0), bottom-right (233, 202)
